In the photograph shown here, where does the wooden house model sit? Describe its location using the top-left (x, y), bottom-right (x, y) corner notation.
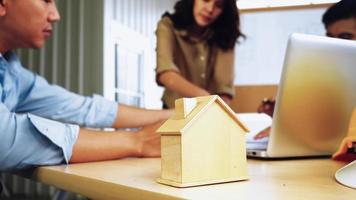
top-left (156, 95), bottom-right (249, 187)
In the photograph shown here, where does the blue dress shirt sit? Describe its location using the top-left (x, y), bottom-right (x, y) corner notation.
top-left (0, 51), bottom-right (118, 171)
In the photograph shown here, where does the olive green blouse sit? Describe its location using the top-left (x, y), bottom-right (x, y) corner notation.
top-left (155, 16), bottom-right (235, 108)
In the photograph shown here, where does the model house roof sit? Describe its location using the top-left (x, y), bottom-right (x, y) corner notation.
top-left (157, 95), bottom-right (249, 135)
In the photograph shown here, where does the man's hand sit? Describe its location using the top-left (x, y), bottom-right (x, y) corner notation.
top-left (70, 120), bottom-right (166, 163)
top-left (332, 136), bottom-right (356, 161)
top-left (254, 126), bottom-right (271, 140)
top-left (135, 121), bottom-right (165, 157)
top-left (257, 97), bottom-right (275, 117)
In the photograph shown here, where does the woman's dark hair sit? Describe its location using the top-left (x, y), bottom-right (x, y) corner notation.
top-left (322, 0), bottom-right (356, 29)
top-left (163, 0), bottom-right (244, 50)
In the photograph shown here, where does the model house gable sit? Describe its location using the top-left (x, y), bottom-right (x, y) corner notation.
top-left (157, 95), bottom-right (249, 135)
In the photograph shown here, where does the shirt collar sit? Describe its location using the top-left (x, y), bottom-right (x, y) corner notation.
top-left (4, 51), bottom-right (16, 60)
top-left (0, 51), bottom-right (21, 69)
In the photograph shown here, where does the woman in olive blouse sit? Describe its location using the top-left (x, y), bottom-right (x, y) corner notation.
top-left (155, 0), bottom-right (244, 108)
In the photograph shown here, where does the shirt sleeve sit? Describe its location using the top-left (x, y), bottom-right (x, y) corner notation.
top-left (213, 48), bottom-right (236, 98)
top-left (0, 103), bottom-right (79, 171)
top-left (15, 67), bottom-right (118, 128)
top-left (155, 17), bottom-right (181, 86)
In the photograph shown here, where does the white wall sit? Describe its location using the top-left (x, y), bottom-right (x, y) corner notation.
top-left (235, 7), bottom-right (328, 85)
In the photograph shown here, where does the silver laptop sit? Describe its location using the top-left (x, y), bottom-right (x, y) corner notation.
top-left (247, 33), bottom-right (356, 158)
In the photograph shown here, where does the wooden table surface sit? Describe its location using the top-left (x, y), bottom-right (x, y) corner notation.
top-left (31, 158), bottom-right (355, 200)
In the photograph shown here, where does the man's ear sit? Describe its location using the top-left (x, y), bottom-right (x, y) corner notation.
top-left (0, 0), bottom-right (7, 17)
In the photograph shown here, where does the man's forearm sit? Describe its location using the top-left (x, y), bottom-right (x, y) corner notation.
top-left (69, 128), bottom-right (140, 163)
top-left (70, 121), bottom-right (163, 163)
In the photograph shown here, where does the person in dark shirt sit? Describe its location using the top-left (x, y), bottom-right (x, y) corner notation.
top-left (322, 0), bottom-right (356, 41)
top-left (256, 0), bottom-right (356, 140)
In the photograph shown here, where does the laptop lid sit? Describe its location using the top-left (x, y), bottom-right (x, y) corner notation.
top-left (249, 33), bottom-right (356, 158)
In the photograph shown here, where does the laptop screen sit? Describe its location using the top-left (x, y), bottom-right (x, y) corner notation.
top-left (260, 34), bottom-right (356, 158)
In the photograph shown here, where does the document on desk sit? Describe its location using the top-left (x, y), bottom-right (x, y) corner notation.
top-left (236, 113), bottom-right (272, 149)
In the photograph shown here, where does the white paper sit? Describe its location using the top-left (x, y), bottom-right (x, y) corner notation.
top-left (236, 113), bottom-right (272, 149)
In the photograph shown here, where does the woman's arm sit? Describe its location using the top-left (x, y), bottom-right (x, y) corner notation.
top-left (155, 18), bottom-right (209, 98)
top-left (158, 71), bottom-right (210, 97)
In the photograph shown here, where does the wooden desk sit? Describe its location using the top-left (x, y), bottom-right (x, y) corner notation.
top-left (30, 158), bottom-right (355, 200)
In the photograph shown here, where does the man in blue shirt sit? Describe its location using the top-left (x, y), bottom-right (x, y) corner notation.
top-left (0, 0), bottom-right (172, 171)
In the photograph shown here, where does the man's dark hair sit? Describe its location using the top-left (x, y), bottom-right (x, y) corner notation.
top-left (322, 0), bottom-right (356, 29)
top-left (163, 0), bottom-right (244, 50)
